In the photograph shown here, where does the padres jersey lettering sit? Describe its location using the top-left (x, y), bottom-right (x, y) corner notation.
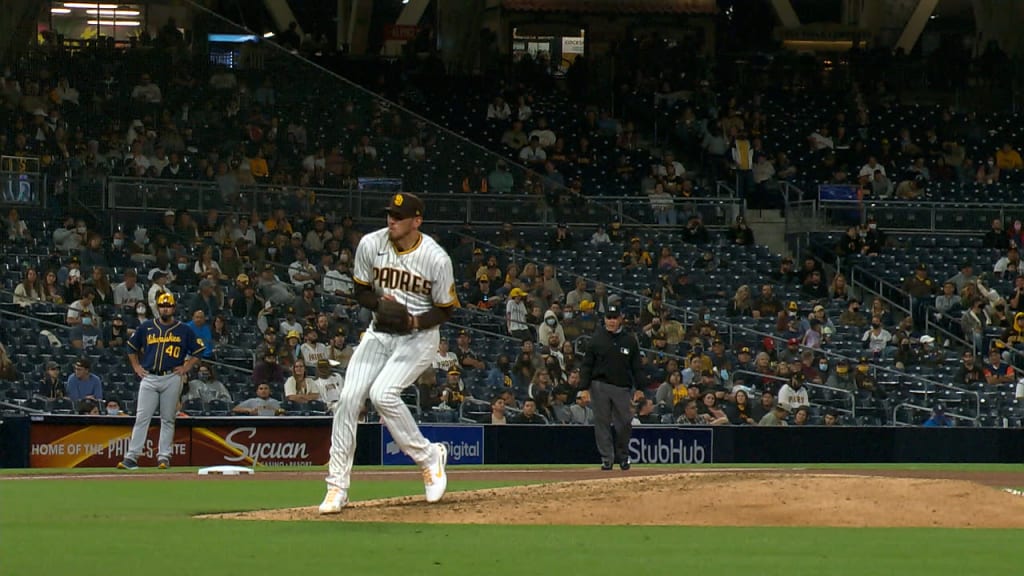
top-left (354, 228), bottom-right (458, 319)
top-left (372, 267), bottom-right (433, 295)
top-left (128, 320), bottom-right (206, 372)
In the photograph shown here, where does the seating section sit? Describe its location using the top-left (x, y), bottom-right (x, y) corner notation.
top-left (5, 28), bottom-right (1024, 428)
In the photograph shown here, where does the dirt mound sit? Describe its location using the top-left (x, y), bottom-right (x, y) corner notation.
top-left (202, 472), bottom-right (1024, 528)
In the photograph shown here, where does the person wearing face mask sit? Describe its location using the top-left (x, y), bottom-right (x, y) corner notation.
top-left (825, 358), bottom-right (856, 393)
top-left (105, 400), bottom-right (126, 416)
top-left (862, 216), bottom-right (886, 255)
top-left (53, 215), bottom-right (85, 252)
top-left (324, 256), bottom-right (355, 298)
top-left (486, 354), bottom-right (514, 389)
top-left (861, 314), bottom-right (893, 358)
top-left (537, 308), bottom-right (565, 348)
top-left (105, 314), bottom-right (130, 349)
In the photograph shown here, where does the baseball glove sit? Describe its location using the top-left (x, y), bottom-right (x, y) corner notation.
top-left (374, 299), bottom-right (413, 334)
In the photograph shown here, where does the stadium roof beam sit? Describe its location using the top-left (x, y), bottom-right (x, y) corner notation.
top-left (895, 0), bottom-right (938, 54)
top-left (263, 0), bottom-right (302, 41)
top-left (770, 0), bottom-right (801, 28)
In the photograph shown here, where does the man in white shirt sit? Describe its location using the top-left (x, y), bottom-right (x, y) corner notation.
top-left (858, 156), bottom-right (885, 181)
top-left (147, 271), bottom-right (170, 317)
top-left (112, 268), bottom-right (146, 309)
top-left (288, 247), bottom-right (319, 287)
top-left (323, 259), bottom-right (354, 297)
top-left (299, 327), bottom-right (329, 369)
top-left (519, 137), bottom-right (547, 166)
top-left (312, 360), bottom-right (344, 413)
top-left (654, 152), bottom-right (685, 178)
top-left (130, 74), bottom-right (162, 104)
top-left (528, 117), bottom-right (557, 148)
top-left (777, 373), bottom-right (810, 411)
top-left (432, 339), bottom-right (460, 372)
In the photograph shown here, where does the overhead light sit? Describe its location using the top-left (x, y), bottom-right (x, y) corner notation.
top-left (87, 20), bottom-right (141, 26)
top-left (51, 7), bottom-right (72, 13)
top-left (402, 0), bottom-right (410, 4)
top-left (64, 3), bottom-right (120, 8)
top-left (87, 9), bottom-right (141, 16)
top-left (263, 32), bottom-right (275, 38)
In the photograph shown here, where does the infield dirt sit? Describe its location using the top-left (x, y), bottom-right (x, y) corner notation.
top-left (205, 471), bottom-right (1024, 528)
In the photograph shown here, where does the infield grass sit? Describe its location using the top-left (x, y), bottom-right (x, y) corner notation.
top-left (0, 471), bottom-right (1020, 575)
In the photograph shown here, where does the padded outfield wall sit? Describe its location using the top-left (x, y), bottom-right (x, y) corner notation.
top-left (2, 416), bottom-right (1023, 468)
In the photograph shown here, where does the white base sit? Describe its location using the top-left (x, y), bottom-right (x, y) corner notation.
top-left (197, 465), bottom-right (254, 476)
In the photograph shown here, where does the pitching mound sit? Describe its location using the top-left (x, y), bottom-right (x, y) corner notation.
top-left (203, 472), bottom-right (1024, 528)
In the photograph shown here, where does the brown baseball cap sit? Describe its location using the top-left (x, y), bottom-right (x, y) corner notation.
top-left (384, 193), bottom-right (424, 219)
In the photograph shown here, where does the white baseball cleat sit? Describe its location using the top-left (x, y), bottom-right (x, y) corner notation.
top-left (422, 442), bottom-right (448, 503)
top-left (318, 487), bottom-right (348, 515)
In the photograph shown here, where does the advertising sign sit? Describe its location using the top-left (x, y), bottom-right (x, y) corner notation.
top-left (381, 425), bottom-right (484, 465)
top-left (191, 426), bottom-right (330, 467)
top-left (628, 427), bottom-right (713, 464)
top-left (30, 424), bottom-right (189, 468)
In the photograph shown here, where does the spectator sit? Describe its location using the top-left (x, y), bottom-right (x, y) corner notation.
top-left (183, 364), bottom-right (232, 404)
top-left (233, 383), bottom-right (283, 416)
top-left (995, 142), bottom-right (1023, 171)
top-left (0, 343), bottom-right (19, 382)
top-left (284, 361), bottom-right (320, 403)
top-left (488, 161), bottom-right (514, 194)
top-left (113, 268), bottom-right (145, 310)
top-left (568, 390), bottom-right (593, 424)
top-left (252, 348), bottom-right (286, 387)
top-left (186, 310), bottom-right (214, 359)
top-left (66, 358), bottom-right (102, 401)
top-left (922, 405), bottom-right (954, 427)
top-left (676, 399), bottom-right (704, 425)
top-left (13, 266), bottom-right (43, 307)
top-left (777, 373), bottom-right (809, 411)
top-left (483, 397), bottom-right (507, 424)
top-left (312, 359), bottom-right (343, 412)
top-left (862, 316), bottom-right (893, 357)
top-left (758, 402), bottom-right (790, 426)
top-left (509, 398), bottom-right (545, 424)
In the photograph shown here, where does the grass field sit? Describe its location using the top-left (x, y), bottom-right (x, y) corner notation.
top-left (1, 465), bottom-right (1021, 575)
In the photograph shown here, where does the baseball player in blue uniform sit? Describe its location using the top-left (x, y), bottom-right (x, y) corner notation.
top-left (117, 293), bottom-right (205, 469)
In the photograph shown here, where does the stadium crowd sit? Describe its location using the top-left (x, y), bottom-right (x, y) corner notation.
top-left (2, 20), bottom-right (1024, 427)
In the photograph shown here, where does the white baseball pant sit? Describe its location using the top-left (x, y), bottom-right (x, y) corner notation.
top-left (126, 372), bottom-right (183, 461)
top-left (326, 327), bottom-right (438, 491)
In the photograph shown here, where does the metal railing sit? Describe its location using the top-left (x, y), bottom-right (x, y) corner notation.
top-left (892, 402), bottom-right (979, 427)
top-left (102, 176), bottom-right (743, 229)
top-left (818, 199), bottom-right (1011, 233)
top-left (731, 369), bottom-right (857, 419)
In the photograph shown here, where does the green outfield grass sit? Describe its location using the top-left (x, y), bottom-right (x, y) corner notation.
top-left (1, 469), bottom-right (1021, 575)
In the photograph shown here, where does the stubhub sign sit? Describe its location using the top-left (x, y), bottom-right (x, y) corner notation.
top-left (381, 425), bottom-right (484, 465)
top-left (628, 427), bottom-right (713, 464)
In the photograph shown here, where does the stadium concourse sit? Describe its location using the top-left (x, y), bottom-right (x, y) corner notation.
top-left (2, 18), bottom-right (1024, 429)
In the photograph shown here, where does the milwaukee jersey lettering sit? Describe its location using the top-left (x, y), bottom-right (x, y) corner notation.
top-left (354, 228), bottom-right (458, 318)
top-left (128, 319), bottom-right (206, 372)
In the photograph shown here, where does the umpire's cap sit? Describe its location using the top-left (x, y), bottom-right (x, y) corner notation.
top-left (385, 193), bottom-right (424, 219)
top-left (605, 304), bottom-right (623, 317)
top-left (156, 293), bottom-right (176, 306)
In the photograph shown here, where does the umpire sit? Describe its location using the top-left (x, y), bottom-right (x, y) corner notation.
top-left (579, 303), bottom-right (643, 470)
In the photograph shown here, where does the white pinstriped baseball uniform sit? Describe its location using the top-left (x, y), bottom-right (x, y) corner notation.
top-left (325, 227), bottom-right (458, 491)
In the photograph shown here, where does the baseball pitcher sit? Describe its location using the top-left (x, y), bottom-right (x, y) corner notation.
top-left (319, 192), bottom-right (457, 514)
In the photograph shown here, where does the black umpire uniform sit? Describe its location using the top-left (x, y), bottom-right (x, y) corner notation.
top-left (579, 303), bottom-right (644, 470)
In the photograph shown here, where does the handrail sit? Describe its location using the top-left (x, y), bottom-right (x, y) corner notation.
top-left (731, 369), bottom-right (856, 418)
top-left (847, 264), bottom-right (913, 317)
top-left (802, 381), bottom-right (857, 417)
top-left (922, 306), bottom-right (975, 353)
top-left (0, 401), bottom-right (45, 414)
top-left (892, 402), bottom-right (979, 427)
